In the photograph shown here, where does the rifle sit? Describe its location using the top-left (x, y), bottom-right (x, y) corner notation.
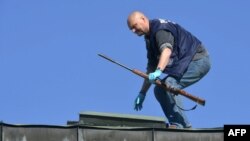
top-left (98, 53), bottom-right (205, 106)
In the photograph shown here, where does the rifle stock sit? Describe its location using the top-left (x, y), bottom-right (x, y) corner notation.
top-left (132, 69), bottom-right (206, 106)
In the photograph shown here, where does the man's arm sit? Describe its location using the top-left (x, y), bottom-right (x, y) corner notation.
top-left (139, 67), bottom-right (154, 95)
top-left (155, 30), bottom-right (174, 71)
top-left (140, 30), bottom-right (174, 91)
top-left (157, 48), bottom-right (172, 71)
top-left (138, 37), bottom-right (156, 95)
top-left (139, 78), bottom-right (151, 95)
top-left (139, 46), bottom-right (172, 94)
top-left (148, 30), bottom-right (174, 82)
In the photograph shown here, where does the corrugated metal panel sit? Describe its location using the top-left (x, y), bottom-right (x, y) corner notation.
top-left (0, 123), bottom-right (224, 141)
top-left (79, 128), bottom-right (153, 141)
top-left (154, 129), bottom-right (223, 141)
top-left (2, 124), bottom-right (77, 141)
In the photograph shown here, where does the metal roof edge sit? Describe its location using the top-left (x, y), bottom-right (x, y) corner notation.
top-left (79, 111), bottom-right (166, 122)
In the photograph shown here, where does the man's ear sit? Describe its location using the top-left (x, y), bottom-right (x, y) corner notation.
top-left (140, 16), bottom-right (145, 21)
top-left (140, 16), bottom-right (146, 24)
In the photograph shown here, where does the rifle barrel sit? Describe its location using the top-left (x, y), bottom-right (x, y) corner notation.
top-left (98, 54), bottom-right (133, 72)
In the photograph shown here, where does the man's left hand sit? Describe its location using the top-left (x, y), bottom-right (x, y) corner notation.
top-left (148, 69), bottom-right (162, 83)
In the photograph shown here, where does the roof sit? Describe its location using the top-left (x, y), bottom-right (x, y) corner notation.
top-left (1, 111), bottom-right (224, 141)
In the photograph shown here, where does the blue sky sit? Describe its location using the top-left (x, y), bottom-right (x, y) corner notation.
top-left (0, 0), bottom-right (249, 128)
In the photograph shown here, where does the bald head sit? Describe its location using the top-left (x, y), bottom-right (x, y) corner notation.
top-left (127, 11), bottom-right (146, 23)
top-left (127, 11), bottom-right (149, 36)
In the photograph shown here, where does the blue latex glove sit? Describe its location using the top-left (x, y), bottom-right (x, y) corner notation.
top-left (148, 69), bottom-right (162, 83)
top-left (134, 93), bottom-right (145, 111)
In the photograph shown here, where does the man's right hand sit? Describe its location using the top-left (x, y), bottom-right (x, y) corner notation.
top-left (134, 93), bottom-right (146, 111)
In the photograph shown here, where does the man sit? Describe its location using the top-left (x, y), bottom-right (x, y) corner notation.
top-left (127, 11), bottom-right (211, 128)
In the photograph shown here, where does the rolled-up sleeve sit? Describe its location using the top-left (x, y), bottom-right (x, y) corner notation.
top-left (155, 30), bottom-right (174, 52)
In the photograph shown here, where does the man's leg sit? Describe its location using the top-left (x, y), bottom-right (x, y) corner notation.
top-left (179, 56), bottom-right (211, 89)
top-left (154, 56), bottom-right (211, 128)
top-left (154, 80), bottom-right (190, 128)
top-left (154, 77), bottom-right (192, 128)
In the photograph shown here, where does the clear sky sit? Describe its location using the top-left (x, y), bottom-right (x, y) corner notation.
top-left (1, 0), bottom-right (249, 128)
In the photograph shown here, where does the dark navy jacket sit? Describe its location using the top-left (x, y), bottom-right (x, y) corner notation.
top-left (145, 19), bottom-right (201, 79)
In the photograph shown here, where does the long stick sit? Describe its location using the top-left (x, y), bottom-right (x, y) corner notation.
top-left (98, 53), bottom-right (205, 106)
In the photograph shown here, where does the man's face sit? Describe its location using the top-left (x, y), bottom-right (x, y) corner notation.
top-left (128, 16), bottom-right (146, 36)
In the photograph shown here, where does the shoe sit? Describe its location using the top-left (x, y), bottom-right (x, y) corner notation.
top-left (165, 123), bottom-right (178, 129)
top-left (168, 124), bottom-right (178, 129)
top-left (166, 123), bottom-right (185, 129)
top-left (185, 126), bottom-right (192, 129)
